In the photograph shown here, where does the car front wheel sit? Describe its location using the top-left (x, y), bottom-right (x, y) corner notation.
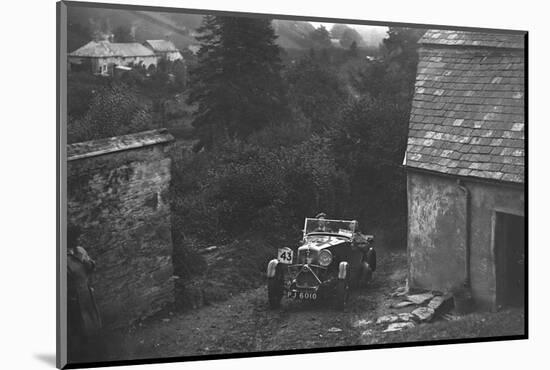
top-left (267, 277), bottom-right (284, 309)
top-left (334, 279), bottom-right (349, 310)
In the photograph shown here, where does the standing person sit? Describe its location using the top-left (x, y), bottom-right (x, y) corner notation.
top-left (67, 225), bottom-right (102, 362)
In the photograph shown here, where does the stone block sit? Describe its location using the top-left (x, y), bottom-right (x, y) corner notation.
top-left (412, 307), bottom-right (435, 322)
top-left (406, 292), bottom-right (434, 305)
top-left (383, 322), bottom-right (415, 332)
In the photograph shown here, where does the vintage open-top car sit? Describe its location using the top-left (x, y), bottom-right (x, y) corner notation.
top-left (266, 215), bottom-right (376, 309)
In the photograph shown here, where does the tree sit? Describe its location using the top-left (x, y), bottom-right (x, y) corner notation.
top-left (188, 16), bottom-right (288, 150)
top-left (345, 27), bottom-right (426, 165)
top-left (67, 83), bottom-right (152, 143)
top-left (285, 56), bottom-right (347, 132)
top-left (329, 27), bottom-right (426, 248)
top-left (348, 41), bottom-right (359, 58)
top-left (381, 27), bottom-right (426, 101)
top-left (67, 22), bottom-right (92, 53)
top-left (309, 25), bottom-right (332, 48)
top-left (172, 60), bottom-right (188, 89)
top-left (339, 28), bottom-right (363, 49)
top-left (329, 97), bottom-right (409, 248)
top-left (113, 25), bottom-right (134, 43)
top-left (330, 24), bottom-right (348, 39)
top-left (352, 27), bottom-right (425, 102)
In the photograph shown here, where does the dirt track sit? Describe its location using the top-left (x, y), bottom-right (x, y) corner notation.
top-left (89, 248), bottom-right (524, 365)
top-left (100, 251), bottom-right (407, 362)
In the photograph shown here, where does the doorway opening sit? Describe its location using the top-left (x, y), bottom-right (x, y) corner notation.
top-left (494, 212), bottom-right (525, 308)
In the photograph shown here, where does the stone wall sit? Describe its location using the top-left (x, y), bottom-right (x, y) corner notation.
top-left (407, 171), bottom-right (467, 294)
top-left (407, 170), bottom-right (524, 310)
top-left (67, 129), bottom-right (175, 328)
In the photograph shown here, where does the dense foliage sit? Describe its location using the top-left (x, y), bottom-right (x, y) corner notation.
top-left (67, 83), bottom-right (152, 143)
top-left (284, 55), bottom-right (348, 132)
top-left (66, 17), bottom-right (425, 253)
top-left (173, 25), bottom-right (425, 251)
top-left (67, 60), bottom-right (188, 143)
top-left (66, 18), bottom-right (425, 307)
top-left (113, 25), bottom-right (134, 42)
top-left (188, 16), bottom-right (288, 150)
top-left (171, 134), bottom-right (345, 243)
top-left (339, 28), bottom-right (364, 48)
top-left (309, 25), bottom-right (332, 48)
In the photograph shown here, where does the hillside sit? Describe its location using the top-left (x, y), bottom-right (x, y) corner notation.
top-left (67, 6), bottom-right (199, 52)
top-left (67, 6), bottom-right (384, 54)
top-left (272, 20), bottom-right (317, 49)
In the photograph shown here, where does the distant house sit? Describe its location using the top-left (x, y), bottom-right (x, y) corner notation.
top-left (68, 41), bottom-right (158, 75)
top-left (404, 30), bottom-right (526, 311)
top-left (187, 45), bottom-right (200, 55)
top-left (143, 40), bottom-right (183, 62)
top-left (330, 38), bottom-right (342, 48)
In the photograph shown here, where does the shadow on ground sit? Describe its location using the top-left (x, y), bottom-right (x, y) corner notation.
top-left (34, 353), bottom-right (56, 367)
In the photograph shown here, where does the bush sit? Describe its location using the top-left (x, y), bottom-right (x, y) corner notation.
top-left (119, 68), bottom-right (147, 86)
top-left (67, 83), bottom-right (154, 143)
top-left (326, 96), bottom-right (410, 249)
top-left (67, 72), bottom-right (109, 119)
top-left (285, 56), bottom-right (348, 132)
top-left (170, 134), bottom-right (347, 244)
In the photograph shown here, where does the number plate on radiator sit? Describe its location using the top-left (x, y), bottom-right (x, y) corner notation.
top-left (277, 247), bottom-right (293, 264)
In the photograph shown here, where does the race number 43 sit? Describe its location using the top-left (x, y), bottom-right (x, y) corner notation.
top-left (277, 247), bottom-right (293, 264)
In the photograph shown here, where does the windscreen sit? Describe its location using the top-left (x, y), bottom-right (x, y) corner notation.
top-left (304, 218), bottom-right (356, 238)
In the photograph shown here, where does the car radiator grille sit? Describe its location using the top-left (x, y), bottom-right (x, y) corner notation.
top-left (297, 249), bottom-right (319, 264)
top-left (295, 269), bottom-right (320, 288)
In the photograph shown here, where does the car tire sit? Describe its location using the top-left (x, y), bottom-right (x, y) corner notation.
top-left (360, 261), bottom-right (373, 287)
top-left (334, 279), bottom-right (349, 310)
top-left (267, 277), bottom-right (283, 309)
top-left (367, 248), bottom-right (377, 272)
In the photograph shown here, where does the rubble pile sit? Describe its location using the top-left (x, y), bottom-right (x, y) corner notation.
top-left (371, 288), bottom-right (454, 333)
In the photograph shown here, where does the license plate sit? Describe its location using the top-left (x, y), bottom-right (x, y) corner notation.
top-left (287, 291), bottom-right (317, 300)
top-left (277, 247), bottom-right (293, 264)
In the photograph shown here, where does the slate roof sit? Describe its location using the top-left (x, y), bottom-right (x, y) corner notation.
top-left (418, 30), bottom-right (525, 49)
top-left (69, 41), bottom-right (156, 58)
top-left (406, 30), bottom-right (525, 183)
top-left (144, 40), bottom-right (179, 53)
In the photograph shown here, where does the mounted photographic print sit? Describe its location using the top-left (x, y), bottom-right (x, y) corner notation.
top-left (56, 0), bottom-right (527, 368)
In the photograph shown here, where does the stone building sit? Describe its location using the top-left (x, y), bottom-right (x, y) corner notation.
top-left (67, 129), bottom-right (175, 328)
top-left (143, 40), bottom-right (183, 62)
top-left (404, 30), bottom-right (526, 310)
top-left (68, 40), bottom-right (158, 75)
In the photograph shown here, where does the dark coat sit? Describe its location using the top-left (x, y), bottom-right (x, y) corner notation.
top-left (67, 246), bottom-right (102, 337)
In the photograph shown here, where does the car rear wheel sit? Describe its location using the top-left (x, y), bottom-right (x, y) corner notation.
top-left (359, 260), bottom-right (375, 287)
top-left (267, 277), bottom-right (284, 309)
top-left (367, 248), bottom-right (377, 272)
top-left (334, 279), bottom-right (349, 310)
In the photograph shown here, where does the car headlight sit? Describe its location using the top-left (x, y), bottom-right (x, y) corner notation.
top-left (318, 250), bottom-right (333, 266)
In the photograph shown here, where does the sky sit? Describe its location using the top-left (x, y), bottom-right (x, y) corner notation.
top-left (309, 22), bottom-right (388, 34)
top-left (309, 22), bottom-right (388, 47)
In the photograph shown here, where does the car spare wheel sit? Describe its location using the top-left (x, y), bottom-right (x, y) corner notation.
top-left (267, 277), bottom-right (284, 308)
top-left (334, 279), bottom-right (349, 310)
